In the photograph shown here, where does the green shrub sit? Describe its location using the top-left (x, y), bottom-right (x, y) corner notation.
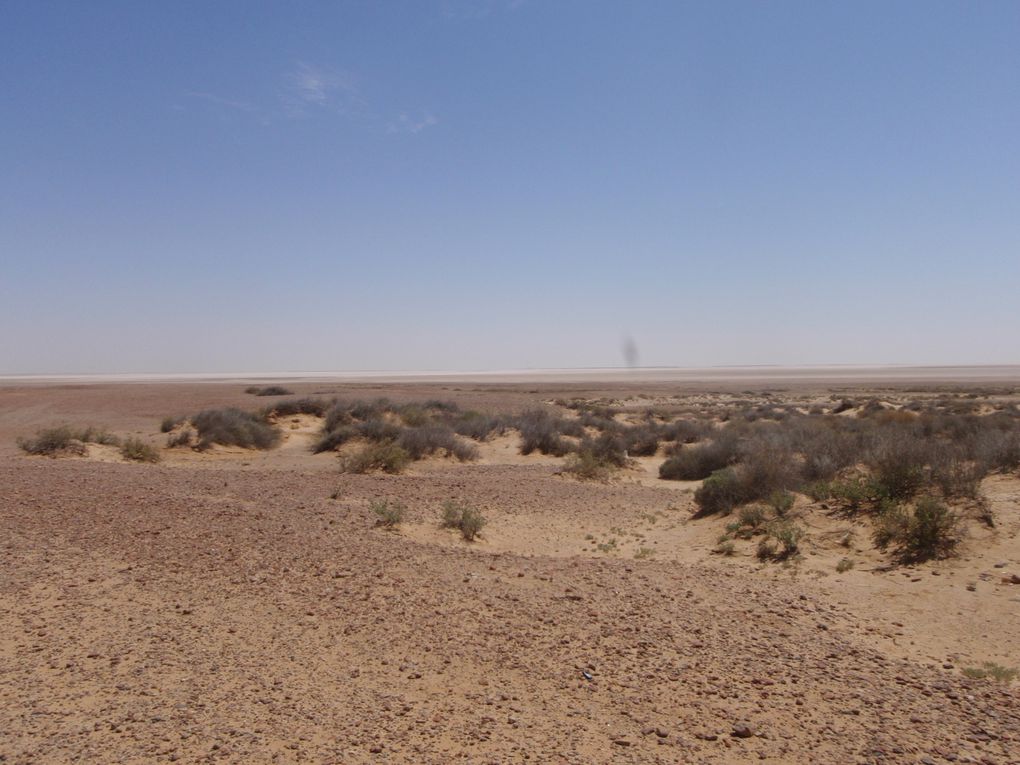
top-left (693, 468), bottom-right (745, 516)
top-left (873, 497), bottom-right (959, 563)
top-left (371, 500), bottom-right (406, 528)
top-left (767, 490), bottom-right (795, 516)
top-left (766, 519), bottom-right (805, 559)
top-left (561, 449), bottom-right (618, 481)
top-left (340, 443), bottom-right (411, 474)
top-left (713, 540), bottom-right (736, 556)
top-left (120, 438), bottom-right (161, 463)
top-left (440, 500), bottom-right (486, 541)
top-left (962, 662), bottom-right (1018, 682)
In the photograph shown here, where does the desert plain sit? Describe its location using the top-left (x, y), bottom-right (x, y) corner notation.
top-left (2, 368), bottom-right (1019, 764)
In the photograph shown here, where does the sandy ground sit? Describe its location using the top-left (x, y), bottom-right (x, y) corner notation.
top-left (1, 375), bottom-right (1019, 764)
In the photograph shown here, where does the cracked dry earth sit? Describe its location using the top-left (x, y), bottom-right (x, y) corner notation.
top-left (1, 382), bottom-right (1019, 764)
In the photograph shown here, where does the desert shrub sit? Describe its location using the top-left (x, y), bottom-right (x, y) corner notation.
top-left (736, 440), bottom-right (800, 499)
top-left (663, 419), bottom-right (712, 444)
top-left (620, 424), bottom-right (661, 456)
top-left (312, 425), bottom-right (358, 453)
top-left (867, 434), bottom-right (930, 500)
top-left (246, 385), bottom-right (293, 396)
top-left (826, 477), bottom-right (882, 512)
top-left (397, 425), bottom-right (478, 461)
top-left (440, 500), bottom-right (486, 541)
top-left (120, 437), bottom-right (161, 463)
top-left (659, 438), bottom-right (736, 480)
top-left (263, 397), bottom-right (329, 418)
top-left (322, 403), bottom-right (356, 432)
top-left (756, 519), bottom-right (805, 561)
top-left (767, 489), bottom-right (795, 516)
top-left (836, 557), bottom-right (855, 573)
top-left (356, 418), bottom-right (403, 443)
top-left (398, 404), bottom-right (431, 427)
top-left (371, 500), bottom-right (406, 528)
top-left (339, 443), bottom-right (411, 474)
top-left (713, 539), bottom-right (736, 556)
top-left (453, 412), bottom-right (506, 441)
top-left (693, 468), bottom-right (745, 516)
top-left (929, 448), bottom-right (986, 499)
top-left (561, 449), bottom-right (618, 481)
top-left (874, 497), bottom-right (959, 563)
top-left (166, 429), bottom-right (195, 448)
top-left (350, 399), bottom-right (391, 421)
top-left (190, 408), bottom-right (280, 450)
top-left (17, 425), bottom-right (119, 456)
top-left (973, 430), bottom-right (1020, 472)
top-left (962, 663), bottom-right (1018, 682)
top-left (160, 416), bottom-right (185, 433)
top-left (516, 410), bottom-right (574, 456)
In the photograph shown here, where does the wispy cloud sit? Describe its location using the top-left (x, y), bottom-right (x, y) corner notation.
top-left (285, 62), bottom-right (362, 116)
top-left (182, 62), bottom-right (436, 135)
top-left (185, 90), bottom-right (257, 113)
top-left (387, 112), bottom-right (439, 135)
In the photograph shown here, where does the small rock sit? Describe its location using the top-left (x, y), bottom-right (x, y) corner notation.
top-left (732, 723), bottom-right (754, 739)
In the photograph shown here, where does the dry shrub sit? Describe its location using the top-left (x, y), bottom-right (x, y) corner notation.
top-left (191, 408), bottom-right (280, 450)
top-left (120, 438), bottom-right (161, 463)
top-left (340, 443), bottom-right (411, 474)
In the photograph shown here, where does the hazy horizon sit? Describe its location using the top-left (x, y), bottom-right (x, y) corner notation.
top-left (3, 1), bottom-right (1018, 374)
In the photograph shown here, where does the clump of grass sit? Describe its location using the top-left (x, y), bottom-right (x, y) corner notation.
top-left (339, 443), bottom-right (411, 474)
top-left (120, 437), bottom-right (161, 463)
top-left (371, 500), bottom-right (406, 528)
top-left (756, 519), bottom-right (805, 561)
top-left (962, 662), bottom-right (1018, 683)
top-left (836, 557), bottom-right (855, 573)
top-left (17, 426), bottom-right (119, 456)
top-left (873, 496), bottom-right (960, 563)
top-left (767, 490), bottom-right (795, 516)
top-left (633, 547), bottom-right (655, 559)
top-left (245, 385), bottom-right (293, 396)
top-left (561, 448), bottom-right (620, 481)
top-left (190, 408), bottom-right (280, 450)
top-left (713, 539), bottom-right (736, 556)
top-left (440, 500), bottom-right (486, 541)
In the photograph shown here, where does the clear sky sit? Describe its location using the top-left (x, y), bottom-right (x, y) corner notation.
top-left (2, 1), bottom-right (1018, 374)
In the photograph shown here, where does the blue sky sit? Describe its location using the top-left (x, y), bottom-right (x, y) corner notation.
top-left (2, 1), bottom-right (1018, 373)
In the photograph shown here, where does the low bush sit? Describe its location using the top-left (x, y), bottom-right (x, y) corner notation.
top-left (453, 412), bottom-right (506, 441)
top-left (962, 662), bottom-right (1018, 683)
top-left (756, 520), bottom-right (805, 561)
top-left (17, 426), bottom-right (119, 456)
top-left (120, 437), bottom-right (161, 463)
top-left (371, 500), bottom-right (406, 528)
top-left (339, 443), bottom-right (411, 474)
top-left (873, 497), bottom-right (960, 563)
top-left (397, 425), bottom-right (478, 462)
top-left (561, 449), bottom-right (619, 481)
top-left (166, 429), bottom-right (195, 448)
top-left (440, 500), bottom-right (486, 541)
top-left (659, 438), bottom-right (736, 480)
top-left (246, 385), bottom-right (293, 396)
top-left (693, 468), bottom-right (745, 516)
top-left (516, 410), bottom-right (575, 456)
top-left (160, 416), bottom-right (185, 433)
top-left (263, 397), bottom-right (329, 418)
top-left (190, 408), bottom-right (280, 450)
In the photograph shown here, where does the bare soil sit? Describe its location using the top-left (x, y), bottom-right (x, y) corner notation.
top-left (2, 374), bottom-right (1019, 763)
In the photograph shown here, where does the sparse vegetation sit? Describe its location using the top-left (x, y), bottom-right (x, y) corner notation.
top-left (962, 662), bottom-right (1018, 683)
top-left (371, 500), bottom-right (406, 528)
top-left (836, 557), bottom-right (855, 573)
top-left (245, 385), bottom-right (293, 396)
top-left (18, 425), bottom-right (119, 456)
top-left (339, 443), bottom-right (411, 474)
top-left (440, 500), bottom-right (486, 541)
top-left (120, 437), bottom-right (161, 463)
top-left (190, 408), bottom-right (280, 450)
top-left (873, 497), bottom-right (960, 563)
